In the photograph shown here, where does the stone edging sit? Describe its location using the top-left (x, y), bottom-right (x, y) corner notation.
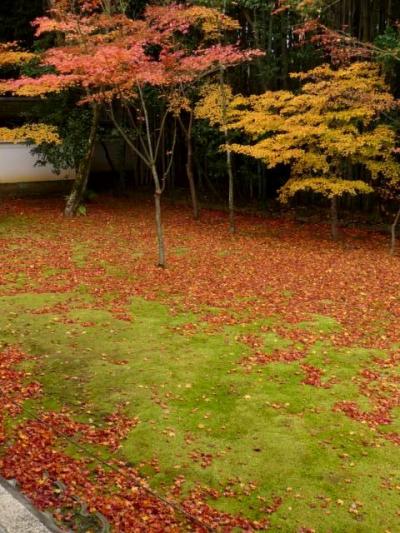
top-left (0, 476), bottom-right (64, 533)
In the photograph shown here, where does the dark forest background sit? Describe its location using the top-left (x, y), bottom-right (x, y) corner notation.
top-left (1, 0), bottom-right (400, 220)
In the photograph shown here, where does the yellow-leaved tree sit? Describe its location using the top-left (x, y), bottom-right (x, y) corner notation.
top-left (0, 43), bottom-right (34, 67)
top-left (195, 82), bottom-right (237, 231)
top-left (0, 124), bottom-right (60, 145)
top-left (220, 62), bottom-right (400, 239)
top-left (0, 44), bottom-right (60, 146)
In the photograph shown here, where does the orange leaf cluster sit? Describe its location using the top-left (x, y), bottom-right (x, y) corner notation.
top-left (334, 354), bottom-right (400, 445)
top-left (0, 346), bottom-right (41, 444)
top-left (3, 4), bottom-right (261, 102)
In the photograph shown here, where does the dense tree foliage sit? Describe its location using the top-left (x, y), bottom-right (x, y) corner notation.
top-left (0, 44), bottom-right (60, 145)
top-left (0, 1), bottom-right (260, 264)
top-left (222, 63), bottom-right (400, 238)
top-left (0, 0), bottom-right (399, 253)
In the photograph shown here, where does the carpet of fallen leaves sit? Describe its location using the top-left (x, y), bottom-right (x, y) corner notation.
top-left (1, 197), bottom-right (400, 530)
top-left (0, 346), bottom-right (267, 532)
top-left (2, 197), bottom-right (400, 344)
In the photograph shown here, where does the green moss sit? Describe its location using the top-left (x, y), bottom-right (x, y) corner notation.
top-left (72, 242), bottom-right (90, 268)
top-left (0, 293), bottom-right (399, 531)
top-left (0, 215), bottom-right (31, 236)
top-left (296, 314), bottom-right (342, 333)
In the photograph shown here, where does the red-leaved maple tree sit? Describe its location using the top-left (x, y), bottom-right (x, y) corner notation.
top-left (2, 0), bottom-right (261, 266)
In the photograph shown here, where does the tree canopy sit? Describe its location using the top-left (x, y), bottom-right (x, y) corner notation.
top-left (1, 0), bottom-right (400, 251)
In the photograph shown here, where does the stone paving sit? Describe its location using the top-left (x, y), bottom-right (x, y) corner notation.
top-left (0, 477), bottom-right (59, 533)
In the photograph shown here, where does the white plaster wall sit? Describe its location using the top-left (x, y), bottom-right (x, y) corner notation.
top-left (0, 143), bottom-right (75, 184)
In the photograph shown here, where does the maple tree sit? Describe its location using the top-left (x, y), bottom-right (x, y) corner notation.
top-left (0, 45), bottom-right (60, 147)
top-left (164, 3), bottom-right (244, 222)
top-left (188, 0), bottom-right (399, 217)
top-left (219, 62), bottom-right (400, 239)
top-left (0, 124), bottom-right (60, 145)
top-left (0, 43), bottom-right (35, 67)
top-left (175, 99), bottom-right (200, 220)
top-left (195, 81), bottom-right (236, 229)
top-left (281, 8), bottom-right (400, 247)
top-left (1, 2), bottom-right (260, 266)
top-left (194, 0), bottom-right (245, 233)
top-left (294, 18), bottom-right (400, 67)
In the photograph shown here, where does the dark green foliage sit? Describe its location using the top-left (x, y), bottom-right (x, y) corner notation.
top-left (125, 0), bottom-right (148, 18)
top-left (375, 28), bottom-right (400, 96)
top-left (27, 93), bottom-right (93, 174)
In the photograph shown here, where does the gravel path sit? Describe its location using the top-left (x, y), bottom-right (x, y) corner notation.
top-left (0, 477), bottom-right (60, 533)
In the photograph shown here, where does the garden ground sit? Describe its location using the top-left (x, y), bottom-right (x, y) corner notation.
top-left (0, 197), bottom-right (399, 532)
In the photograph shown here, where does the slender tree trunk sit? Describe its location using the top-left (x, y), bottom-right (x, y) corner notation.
top-left (388, 0), bottom-right (393, 22)
top-left (390, 206), bottom-right (400, 255)
top-left (226, 145), bottom-right (235, 233)
top-left (65, 104), bottom-right (99, 217)
top-left (137, 85), bottom-right (168, 268)
top-left (152, 166), bottom-right (166, 268)
top-left (184, 112), bottom-right (199, 220)
top-left (361, 0), bottom-right (370, 41)
top-left (117, 139), bottom-right (127, 195)
top-left (219, 68), bottom-right (235, 233)
top-left (280, 12), bottom-right (289, 89)
top-left (186, 141), bottom-right (199, 220)
top-left (267, 9), bottom-right (273, 54)
top-left (109, 94), bottom-right (172, 268)
top-left (100, 140), bottom-right (118, 176)
top-left (330, 196), bottom-right (339, 240)
top-left (218, 0), bottom-right (235, 233)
